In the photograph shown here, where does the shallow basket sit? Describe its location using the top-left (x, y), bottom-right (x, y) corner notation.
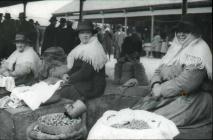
top-left (38, 113), bottom-right (82, 135)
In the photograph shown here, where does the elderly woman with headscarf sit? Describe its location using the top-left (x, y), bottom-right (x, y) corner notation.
top-left (133, 20), bottom-right (212, 128)
top-left (55, 20), bottom-right (108, 103)
top-left (0, 33), bottom-right (41, 86)
top-left (81, 20), bottom-right (212, 132)
top-left (39, 46), bottom-right (68, 84)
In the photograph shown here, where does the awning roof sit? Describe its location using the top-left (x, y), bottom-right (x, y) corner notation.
top-left (0, 1), bottom-right (43, 8)
top-left (54, 0), bottom-right (211, 15)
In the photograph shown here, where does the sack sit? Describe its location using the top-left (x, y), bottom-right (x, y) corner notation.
top-left (88, 108), bottom-right (179, 139)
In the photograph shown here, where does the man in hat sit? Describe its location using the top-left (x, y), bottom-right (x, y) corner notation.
top-left (0, 33), bottom-right (41, 86)
top-left (0, 13), bottom-right (3, 60)
top-left (41, 16), bottom-right (57, 54)
top-left (16, 12), bottom-right (37, 52)
top-left (0, 13), bottom-right (16, 59)
top-left (55, 18), bottom-right (70, 54)
top-left (113, 24), bottom-right (126, 59)
top-left (113, 24), bottom-right (126, 83)
top-left (0, 13), bottom-right (2, 23)
top-left (65, 20), bottom-right (79, 52)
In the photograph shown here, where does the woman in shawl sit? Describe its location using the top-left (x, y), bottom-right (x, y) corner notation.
top-left (56, 20), bottom-right (108, 102)
top-left (133, 20), bottom-right (212, 128)
top-left (0, 33), bottom-right (41, 86)
top-left (85, 20), bottom-right (212, 132)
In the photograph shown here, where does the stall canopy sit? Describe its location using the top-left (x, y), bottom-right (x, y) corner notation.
top-left (0, 1), bottom-right (44, 8)
top-left (0, 0), bottom-right (44, 17)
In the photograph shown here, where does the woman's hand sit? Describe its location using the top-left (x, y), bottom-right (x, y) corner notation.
top-left (123, 78), bottom-right (138, 87)
top-left (118, 86), bottom-right (128, 94)
top-left (62, 74), bottom-right (69, 82)
top-left (151, 84), bottom-right (162, 99)
top-left (2, 71), bottom-right (11, 77)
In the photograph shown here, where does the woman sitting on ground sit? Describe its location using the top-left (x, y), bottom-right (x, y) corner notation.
top-left (0, 33), bottom-right (40, 97)
top-left (86, 20), bottom-right (212, 132)
top-left (55, 20), bottom-right (108, 102)
top-left (39, 46), bottom-right (68, 84)
top-left (133, 20), bottom-right (212, 128)
top-left (113, 31), bottom-right (149, 96)
top-left (0, 33), bottom-right (41, 86)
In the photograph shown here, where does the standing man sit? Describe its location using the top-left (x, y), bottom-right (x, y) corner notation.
top-left (0, 13), bottom-right (3, 60)
top-left (16, 12), bottom-right (37, 51)
top-left (41, 16), bottom-right (57, 54)
top-left (0, 13), bottom-right (3, 25)
top-left (56, 18), bottom-right (68, 54)
top-left (152, 31), bottom-right (162, 58)
top-left (65, 20), bottom-right (79, 52)
top-left (1, 13), bottom-right (16, 59)
top-left (113, 24), bottom-right (126, 59)
top-left (103, 25), bottom-right (113, 60)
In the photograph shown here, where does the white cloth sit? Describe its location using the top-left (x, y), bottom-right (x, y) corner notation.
top-left (161, 34), bottom-right (212, 79)
top-left (67, 36), bottom-right (108, 72)
top-left (11, 80), bottom-right (62, 110)
top-left (88, 108), bottom-right (179, 140)
top-left (0, 76), bottom-right (15, 92)
top-left (4, 46), bottom-right (41, 78)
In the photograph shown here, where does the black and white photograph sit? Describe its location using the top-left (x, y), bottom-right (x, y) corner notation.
top-left (0, 0), bottom-right (212, 139)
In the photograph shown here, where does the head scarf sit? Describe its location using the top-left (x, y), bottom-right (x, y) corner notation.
top-left (67, 36), bottom-right (108, 71)
top-left (161, 33), bottom-right (212, 79)
top-left (5, 46), bottom-right (41, 78)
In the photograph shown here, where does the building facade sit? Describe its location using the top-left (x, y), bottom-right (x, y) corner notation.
top-left (53, 0), bottom-right (212, 47)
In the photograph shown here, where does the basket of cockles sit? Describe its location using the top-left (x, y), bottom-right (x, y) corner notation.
top-left (37, 100), bottom-right (87, 136)
top-left (27, 100), bottom-right (87, 139)
top-left (37, 113), bottom-right (82, 135)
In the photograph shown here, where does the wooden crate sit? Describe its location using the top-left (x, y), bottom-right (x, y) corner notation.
top-left (0, 98), bottom-right (73, 140)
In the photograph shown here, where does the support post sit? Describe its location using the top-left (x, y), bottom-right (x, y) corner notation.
top-left (182, 0), bottom-right (188, 17)
top-left (123, 9), bottom-right (127, 34)
top-left (150, 7), bottom-right (154, 41)
top-left (79, 0), bottom-right (85, 21)
top-left (101, 11), bottom-right (104, 24)
top-left (23, 1), bottom-right (27, 17)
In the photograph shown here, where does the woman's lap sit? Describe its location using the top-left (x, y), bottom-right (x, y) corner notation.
top-left (57, 85), bottom-right (82, 101)
top-left (153, 92), bottom-right (212, 127)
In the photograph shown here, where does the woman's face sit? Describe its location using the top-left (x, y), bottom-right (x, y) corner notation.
top-left (16, 42), bottom-right (26, 52)
top-left (176, 32), bottom-right (190, 44)
top-left (79, 31), bottom-right (92, 44)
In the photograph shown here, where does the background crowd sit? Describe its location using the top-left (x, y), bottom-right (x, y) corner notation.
top-left (0, 12), bottom-right (171, 63)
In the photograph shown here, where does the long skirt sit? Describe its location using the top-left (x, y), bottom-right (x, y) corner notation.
top-left (87, 88), bottom-right (212, 130)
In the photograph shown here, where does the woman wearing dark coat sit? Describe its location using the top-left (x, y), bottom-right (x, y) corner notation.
top-left (114, 33), bottom-right (148, 86)
top-left (56, 20), bottom-right (108, 101)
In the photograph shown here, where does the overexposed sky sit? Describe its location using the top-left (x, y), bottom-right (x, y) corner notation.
top-left (0, 0), bottom-right (72, 26)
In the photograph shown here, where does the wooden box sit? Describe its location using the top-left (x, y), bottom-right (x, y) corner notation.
top-left (0, 98), bottom-right (73, 140)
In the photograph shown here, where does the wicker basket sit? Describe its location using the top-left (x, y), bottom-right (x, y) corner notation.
top-left (38, 113), bottom-right (82, 135)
